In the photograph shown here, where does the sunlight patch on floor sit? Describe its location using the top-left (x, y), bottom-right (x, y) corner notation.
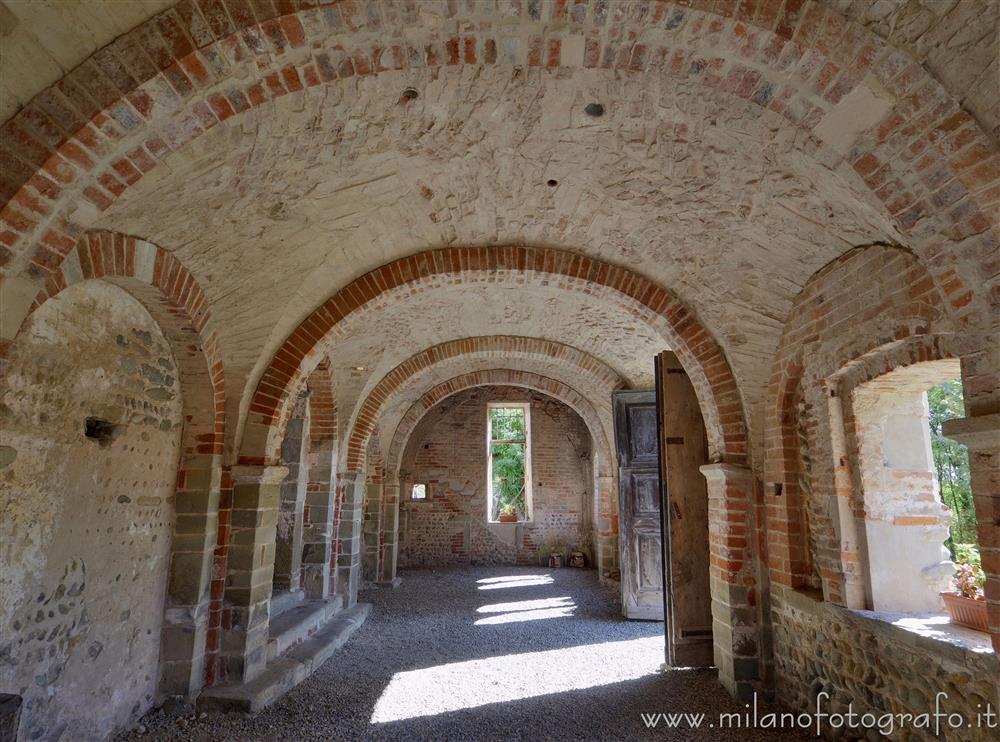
top-left (476, 574), bottom-right (554, 590)
top-left (476, 597), bottom-right (573, 613)
top-left (370, 636), bottom-right (664, 723)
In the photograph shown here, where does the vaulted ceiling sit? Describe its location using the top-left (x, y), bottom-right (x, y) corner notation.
top-left (2, 0), bottom-right (996, 464)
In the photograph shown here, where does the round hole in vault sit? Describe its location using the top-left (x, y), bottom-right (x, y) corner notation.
top-left (547, 179), bottom-right (558, 187)
top-left (584, 102), bottom-right (605, 117)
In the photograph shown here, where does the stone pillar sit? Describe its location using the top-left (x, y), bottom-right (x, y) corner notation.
top-left (595, 473), bottom-right (616, 577)
top-left (376, 481), bottom-right (400, 583)
top-left (274, 412), bottom-right (309, 592)
top-left (943, 413), bottom-right (1000, 655)
top-left (701, 463), bottom-right (761, 702)
top-left (158, 453), bottom-right (221, 697)
top-left (221, 464), bottom-right (287, 682)
top-left (301, 448), bottom-right (336, 600)
top-left (361, 480), bottom-right (382, 583)
top-left (335, 472), bottom-right (365, 607)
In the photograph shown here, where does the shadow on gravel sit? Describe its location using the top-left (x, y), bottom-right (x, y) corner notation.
top-left (121, 566), bottom-right (805, 741)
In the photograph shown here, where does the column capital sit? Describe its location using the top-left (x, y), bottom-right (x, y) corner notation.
top-left (943, 413), bottom-right (1000, 451)
top-left (231, 464), bottom-right (289, 485)
top-left (700, 462), bottom-right (753, 482)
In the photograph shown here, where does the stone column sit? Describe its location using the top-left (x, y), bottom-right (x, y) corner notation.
top-left (595, 473), bottom-right (616, 577)
top-left (221, 464), bottom-right (287, 682)
top-left (273, 412), bottom-right (309, 592)
top-left (361, 480), bottom-right (382, 583)
top-left (301, 448), bottom-right (336, 600)
top-left (943, 413), bottom-right (1000, 654)
top-left (335, 472), bottom-right (365, 607)
top-left (701, 463), bottom-right (761, 702)
top-left (158, 453), bottom-right (221, 697)
top-left (378, 481), bottom-right (401, 585)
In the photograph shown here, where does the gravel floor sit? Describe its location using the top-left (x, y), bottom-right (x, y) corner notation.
top-left (124, 567), bottom-right (805, 741)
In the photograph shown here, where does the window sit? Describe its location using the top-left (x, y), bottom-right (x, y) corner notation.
top-left (851, 360), bottom-right (972, 613)
top-left (487, 403), bottom-right (531, 522)
top-left (411, 483), bottom-right (427, 500)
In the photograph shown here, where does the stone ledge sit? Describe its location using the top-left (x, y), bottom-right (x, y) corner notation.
top-left (197, 603), bottom-right (371, 714)
top-left (772, 585), bottom-right (997, 676)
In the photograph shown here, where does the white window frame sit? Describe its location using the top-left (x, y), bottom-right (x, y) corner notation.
top-left (411, 483), bottom-right (427, 501)
top-left (486, 402), bottom-right (532, 523)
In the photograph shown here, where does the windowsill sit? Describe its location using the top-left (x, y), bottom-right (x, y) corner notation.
top-left (854, 609), bottom-right (993, 656)
top-left (487, 520), bottom-right (530, 525)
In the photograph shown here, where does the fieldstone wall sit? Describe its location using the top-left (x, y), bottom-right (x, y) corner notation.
top-left (398, 387), bottom-right (593, 568)
top-left (0, 281), bottom-right (182, 741)
top-left (772, 586), bottom-right (998, 741)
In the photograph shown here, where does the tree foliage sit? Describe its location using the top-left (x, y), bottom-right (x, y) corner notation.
top-left (490, 407), bottom-right (526, 519)
top-left (926, 379), bottom-right (976, 558)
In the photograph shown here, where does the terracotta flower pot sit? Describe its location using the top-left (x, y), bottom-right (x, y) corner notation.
top-left (498, 513), bottom-right (518, 523)
top-left (940, 591), bottom-right (989, 632)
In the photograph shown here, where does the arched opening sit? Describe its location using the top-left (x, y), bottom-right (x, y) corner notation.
top-left (0, 281), bottom-right (182, 740)
top-left (397, 386), bottom-right (595, 569)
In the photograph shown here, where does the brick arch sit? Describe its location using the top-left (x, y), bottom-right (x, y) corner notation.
top-left (2, 0), bottom-right (994, 343)
top-left (0, 229), bottom-right (225, 696)
top-left (385, 369), bottom-right (614, 483)
top-left (762, 244), bottom-right (973, 600)
top-left (306, 359), bottom-right (337, 450)
top-left (238, 245), bottom-right (745, 469)
top-left (2, 229), bottom-right (225, 455)
top-left (344, 335), bottom-right (626, 473)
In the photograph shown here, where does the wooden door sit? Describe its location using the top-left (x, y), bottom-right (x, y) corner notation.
top-left (613, 390), bottom-right (665, 620)
top-left (657, 352), bottom-right (713, 666)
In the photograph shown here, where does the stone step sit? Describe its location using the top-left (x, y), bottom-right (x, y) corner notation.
top-left (268, 589), bottom-right (305, 618)
top-left (266, 595), bottom-right (343, 661)
top-left (198, 603), bottom-right (371, 714)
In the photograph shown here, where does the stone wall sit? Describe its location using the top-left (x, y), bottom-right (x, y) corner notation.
top-left (772, 586), bottom-right (998, 741)
top-left (0, 281), bottom-right (182, 741)
top-left (398, 387), bottom-right (593, 568)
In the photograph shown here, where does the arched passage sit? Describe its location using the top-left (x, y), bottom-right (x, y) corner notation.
top-left (240, 246), bottom-right (746, 472)
top-left (3, 232), bottom-right (225, 716)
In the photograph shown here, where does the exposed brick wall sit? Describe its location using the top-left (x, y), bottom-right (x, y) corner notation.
top-left (764, 244), bottom-right (962, 596)
top-left (398, 387), bottom-right (593, 568)
top-left (762, 244), bottom-right (999, 715)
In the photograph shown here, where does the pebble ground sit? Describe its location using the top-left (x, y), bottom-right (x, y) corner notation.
top-left (122, 567), bottom-right (805, 741)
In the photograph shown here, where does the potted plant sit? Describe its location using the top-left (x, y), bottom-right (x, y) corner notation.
top-left (498, 503), bottom-right (519, 523)
top-left (940, 560), bottom-right (988, 632)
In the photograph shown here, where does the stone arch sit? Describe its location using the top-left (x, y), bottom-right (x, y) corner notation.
top-left (345, 335), bottom-right (626, 474)
top-left (239, 246), bottom-right (745, 471)
top-left (0, 229), bottom-right (225, 698)
top-left (2, 0), bottom-right (994, 349)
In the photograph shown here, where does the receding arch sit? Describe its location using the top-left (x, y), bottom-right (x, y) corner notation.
top-left (344, 335), bottom-right (626, 473)
top-left (238, 245), bottom-right (746, 471)
top-left (385, 369), bottom-right (614, 481)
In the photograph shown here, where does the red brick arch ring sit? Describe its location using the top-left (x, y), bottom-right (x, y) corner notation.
top-left (343, 335), bottom-right (626, 474)
top-left (384, 368), bottom-right (615, 482)
top-left (237, 245), bottom-right (749, 470)
top-left (1, 0), bottom-right (993, 335)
